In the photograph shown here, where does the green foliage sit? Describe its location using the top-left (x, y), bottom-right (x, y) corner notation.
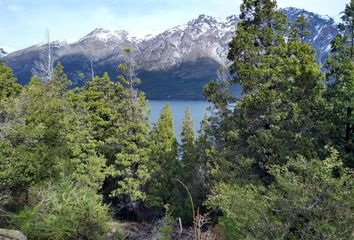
top-left (208, 184), bottom-right (267, 239)
top-left (109, 91), bottom-right (151, 201)
top-left (325, 0), bottom-right (354, 167)
top-left (208, 151), bottom-right (354, 239)
top-left (147, 104), bottom-right (180, 206)
top-left (180, 108), bottom-right (207, 219)
top-left (205, 2), bottom-right (354, 239)
top-left (102, 60), bottom-right (152, 202)
top-left (0, 76), bottom-right (71, 191)
top-left (64, 104), bottom-right (108, 190)
top-left (73, 73), bottom-right (123, 144)
top-left (0, 63), bottom-right (22, 101)
top-left (69, 69), bottom-right (152, 202)
top-left (289, 15), bottom-right (311, 42)
top-left (0, 68), bottom-right (107, 193)
top-left (205, 0), bottom-right (328, 185)
top-left (10, 181), bottom-right (112, 240)
top-left (52, 63), bottom-right (71, 95)
top-left (154, 205), bottom-right (175, 240)
top-left (181, 108), bottom-right (196, 152)
top-left (203, 67), bottom-right (234, 113)
top-left (112, 226), bottom-right (124, 240)
top-left (180, 108), bottom-right (196, 186)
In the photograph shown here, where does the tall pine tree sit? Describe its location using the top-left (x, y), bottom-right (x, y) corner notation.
top-left (326, 0), bottom-right (354, 167)
top-left (147, 104), bottom-right (180, 208)
top-left (180, 108), bottom-right (207, 220)
top-left (107, 56), bottom-right (152, 202)
top-left (205, 0), bottom-right (327, 184)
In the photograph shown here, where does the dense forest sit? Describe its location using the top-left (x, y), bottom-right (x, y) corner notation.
top-left (0, 0), bottom-right (353, 239)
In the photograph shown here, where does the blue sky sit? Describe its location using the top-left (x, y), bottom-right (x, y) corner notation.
top-left (0, 0), bottom-right (348, 52)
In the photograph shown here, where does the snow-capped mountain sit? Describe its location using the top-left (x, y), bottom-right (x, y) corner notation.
top-left (137, 14), bottom-right (237, 70)
top-left (2, 8), bottom-right (339, 100)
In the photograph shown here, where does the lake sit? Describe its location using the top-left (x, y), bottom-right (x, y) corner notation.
top-left (147, 100), bottom-right (211, 138)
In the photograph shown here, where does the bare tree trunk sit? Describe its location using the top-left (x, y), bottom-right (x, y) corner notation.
top-left (46, 29), bottom-right (53, 81)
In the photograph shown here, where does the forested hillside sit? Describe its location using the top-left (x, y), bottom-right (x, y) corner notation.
top-left (0, 0), bottom-right (353, 239)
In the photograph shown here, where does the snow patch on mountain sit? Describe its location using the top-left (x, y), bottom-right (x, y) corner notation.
top-left (3, 7), bottom-right (339, 92)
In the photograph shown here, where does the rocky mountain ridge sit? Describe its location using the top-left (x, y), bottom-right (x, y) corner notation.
top-left (3, 8), bottom-right (339, 100)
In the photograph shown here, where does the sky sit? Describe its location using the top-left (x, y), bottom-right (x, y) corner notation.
top-left (0, 0), bottom-right (348, 52)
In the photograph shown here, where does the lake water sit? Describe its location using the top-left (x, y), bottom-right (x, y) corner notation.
top-left (147, 100), bottom-right (211, 138)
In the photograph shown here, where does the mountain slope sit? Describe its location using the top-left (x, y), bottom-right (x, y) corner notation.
top-left (2, 8), bottom-right (338, 100)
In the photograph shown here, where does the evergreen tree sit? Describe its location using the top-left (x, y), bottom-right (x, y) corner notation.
top-left (206, 0), bottom-right (327, 184)
top-left (181, 108), bottom-right (196, 156)
top-left (180, 108), bottom-right (207, 219)
top-left (0, 63), bottom-right (22, 146)
top-left (0, 65), bottom-right (110, 231)
top-left (289, 15), bottom-right (311, 43)
top-left (0, 63), bottom-right (22, 101)
top-left (180, 108), bottom-right (198, 196)
top-left (70, 73), bottom-right (123, 158)
top-left (0, 76), bottom-right (69, 192)
top-left (194, 114), bottom-right (213, 194)
top-left (51, 64), bottom-right (108, 190)
top-left (68, 58), bottom-right (152, 206)
top-left (147, 104), bottom-right (180, 208)
top-left (51, 63), bottom-right (71, 96)
top-left (0, 67), bottom-right (107, 195)
top-left (208, 151), bottom-right (354, 239)
top-left (107, 59), bottom-right (152, 202)
top-left (326, 0), bottom-right (354, 167)
top-left (108, 91), bottom-right (151, 202)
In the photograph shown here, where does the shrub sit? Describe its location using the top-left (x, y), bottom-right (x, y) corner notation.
top-left (10, 181), bottom-right (113, 240)
top-left (154, 205), bottom-right (175, 240)
top-left (208, 152), bottom-right (354, 239)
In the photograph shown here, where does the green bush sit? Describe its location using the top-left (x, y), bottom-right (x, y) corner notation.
top-left (208, 153), bottom-right (354, 239)
top-left (10, 181), bottom-right (114, 240)
top-left (111, 223), bottom-right (124, 240)
top-left (154, 205), bottom-right (175, 240)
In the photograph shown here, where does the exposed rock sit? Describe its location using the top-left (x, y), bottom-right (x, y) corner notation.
top-left (0, 229), bottom-right (27, 240)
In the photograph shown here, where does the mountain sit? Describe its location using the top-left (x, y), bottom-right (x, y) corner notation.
top-left (2, 8), bottom-right (338, 100)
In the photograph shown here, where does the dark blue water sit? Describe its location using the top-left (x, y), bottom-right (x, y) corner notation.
top-left (147, 100), bottom-right (211, 138)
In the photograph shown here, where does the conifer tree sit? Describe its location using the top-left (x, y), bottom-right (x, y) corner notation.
top-left (180, 108), bottom-right (207, 215)
top-left (0, 68), bottom-right (107, 193)
top-left (326, 0), bottom-right (354, 167)
top-left (0, 63), bottom-right (22, 101)
top-left (0, 76), bottom-right (70, 192)
top-left (147, 104), bottom-right (180, 207)
top-left (107, 59), bottom-right (152, 202)
top-left (181, 108), bottom-right (196, 186)
top-left (70, 57), bottom-right (152, 203)
top-left (108, 92), bottom-right (151, 201)
top-left (71, 72), bottom-right (123, 150)
top-left (181, 108), bottom-right (195, 149)
top-left (194, 114), bottom-right (213, 191)
top-left (51, 63), bottom-right (71, 96)
top-left (208, 151), bottom-right (354, 239)
top-left (206, 0), bottom-right (327, 184)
